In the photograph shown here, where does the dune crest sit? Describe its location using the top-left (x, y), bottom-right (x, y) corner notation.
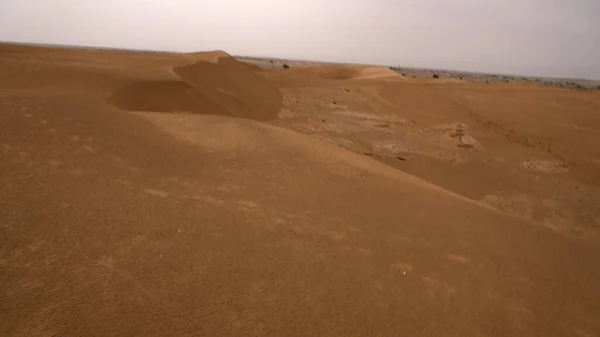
top-left (285, 64), bottom-right (406, 80)
top-left (181, 50), bottom-right (232, 63)
top-left (107, 55), bottom-right (282, 120)
top-left (173, 57), bottom-right (282, 119)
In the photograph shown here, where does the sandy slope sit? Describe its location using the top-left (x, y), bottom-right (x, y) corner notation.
top-left (107, 51), bottom-right (281, 120)
top-left (1, 43), bottom-right (600, 336)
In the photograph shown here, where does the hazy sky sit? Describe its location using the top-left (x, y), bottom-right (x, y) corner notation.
top-left (1, 0), bottom-right (599, 79)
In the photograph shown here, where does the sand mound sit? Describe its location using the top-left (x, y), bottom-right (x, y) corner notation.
top-left (181, 50), bottom-right (232, 63)
top-left (431, 78), bottom-right (467, 84)
top-left (354, 66), bottom-right (406, 80)
top-left (107, 81), bottom-right (220, 113)
top-left (313, 65), bottom-right (363, 80)
top-left (173, 57), bottom-right (282, 120)
top-left (235, 60), bottom-right (264, 72)
top-left (108, 55), bottom-right (282, 121)
top-left (281, 65), bottom-right (404, 81)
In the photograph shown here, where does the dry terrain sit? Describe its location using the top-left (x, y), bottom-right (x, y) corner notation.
top-left (241, 56), bottom-right (600, 89)
top-left (1, 43), bottom-right (600, 336)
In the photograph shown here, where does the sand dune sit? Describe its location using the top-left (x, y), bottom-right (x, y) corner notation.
top-left (182, 50), bottom-right (233, 63)
top-left (1, 43), bottom-right (600, 337)
top-left (291, 64), bottom-right (406, 80)
top-left (108, 53), bottom-right (281, 120)
top-left (173, 57), bottom-right (282, 119)
top-left (262, 64), bottom-right (406, 88)
top-left (352, 66), bottom-right (408, 80)
top-left (108, 80), bottom-right (209, 113)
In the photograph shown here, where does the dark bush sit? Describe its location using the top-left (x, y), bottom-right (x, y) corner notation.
top-left (432, 74), bottom-right (440, 79)
top-left (282, 64), bottom-right (290, 69)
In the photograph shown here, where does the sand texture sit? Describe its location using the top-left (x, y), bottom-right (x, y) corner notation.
top-left (1, 43), bottom-right (600, 336)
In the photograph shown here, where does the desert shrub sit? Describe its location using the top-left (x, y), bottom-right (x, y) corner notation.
top-left (401, 73), bottom-right (407, 77)
top-left (282, 64), bottom-right (290, 69)
top-left (432, 74), bottom-right (440, 79)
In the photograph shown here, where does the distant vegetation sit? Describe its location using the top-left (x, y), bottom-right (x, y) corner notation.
top-left (282, 64), bottom-right (290, 70)
top-left (371, 63), bottom-right (599, 89)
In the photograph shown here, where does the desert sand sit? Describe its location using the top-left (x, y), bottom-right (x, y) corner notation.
top-left (1, 42), bottom-right (600, 336)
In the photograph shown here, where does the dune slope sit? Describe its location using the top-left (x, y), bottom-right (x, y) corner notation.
top-left (1, 43), bottom-right (600, 337)
top-left (108, 51), bottom-right (282, 120)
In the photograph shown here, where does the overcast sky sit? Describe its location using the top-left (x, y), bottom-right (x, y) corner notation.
top-left (1, 0), bottom-right (599, 79)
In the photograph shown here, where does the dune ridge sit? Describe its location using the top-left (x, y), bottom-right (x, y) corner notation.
top-left (282, 64), bottom-right (406, 81)
top-left (108, 52), bottom-right (282, 120)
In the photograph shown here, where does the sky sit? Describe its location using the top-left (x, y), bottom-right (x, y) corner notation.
top-left (1, 0), bottom-right (599, 79)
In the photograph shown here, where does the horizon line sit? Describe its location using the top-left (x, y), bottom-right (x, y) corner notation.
top-left (1, 39), bottom-right (597, 83)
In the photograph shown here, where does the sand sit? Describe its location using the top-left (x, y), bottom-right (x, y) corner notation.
top-left (1, 42), bottom-right (600, 336)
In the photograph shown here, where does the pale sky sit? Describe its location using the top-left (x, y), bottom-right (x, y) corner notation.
top-left (1, 0), bottom-right (599, 79)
